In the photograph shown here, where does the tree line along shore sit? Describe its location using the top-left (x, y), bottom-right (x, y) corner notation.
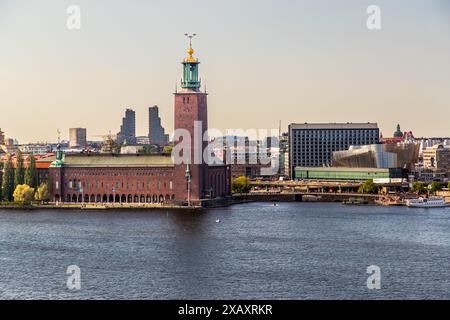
top-left (1, 151), bottom-right (49, 206)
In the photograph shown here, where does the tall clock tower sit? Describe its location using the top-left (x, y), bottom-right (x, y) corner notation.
top-left (173, 37), bottom-right (208, 204)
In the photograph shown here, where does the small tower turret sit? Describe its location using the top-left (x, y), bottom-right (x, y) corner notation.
top-left (181, 34), bottom-right (201, 91)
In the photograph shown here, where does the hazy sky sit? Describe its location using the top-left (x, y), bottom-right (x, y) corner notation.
top-left (1, 0), bottom-right (449, 143)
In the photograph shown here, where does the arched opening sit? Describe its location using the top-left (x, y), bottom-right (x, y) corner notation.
top-left (171, 195), bottom-right (175, 200)
top-left (115, 195), bottom-right (120, 203)
top-left (159, 195), bottom-right (164, 203)
top-left (78, 194), bottom-right (83, 203)
top-left (102, 194), bottom-right (108, 203)
top-left (140, 195), bottom-right (145, 203)
top-left (146, 195), bottom-right (151, 203)
top-left (66, 194), bottom-right (71, 202)
top-left (152, 195), bottom-right (157, 203)
top-left (72, 194), bottom-right (78, 203)
top-left (84, 195), bottom-right (89, 203)
top-left (90, 195), bottom-right (95, 203)
top-left (109, 195), bottom-right (114, 203)
top-left (97, 194), bottom-right (101, 203)
top-left (121, 195), bottom-right (126, 203)
top-left (128, 194), bottom-right (133, 203)
top-left (134, 195), bottom-right (139, 203)
top-left (165, 194), bottom-right (170, 201)
top-left (55, 194), bottom-right (60, 202)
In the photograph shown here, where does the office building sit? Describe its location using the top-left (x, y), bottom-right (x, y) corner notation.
top-left (423, 144), bottom-right (450, 172)
top-left (69, 128), bottom-right (87, 148)
top-left (0, 128), bottom-right (5, 145)
top-left (148, 106), bottom-right (169, 146)
top-left (117, 109), bottom-right (136, 145)
top-left (288, 123), bottom-right (380, 177)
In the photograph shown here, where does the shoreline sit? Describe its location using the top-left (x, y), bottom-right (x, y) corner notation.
top-left (0, 199), bottom-right (388, 211)
top-left (1, 194), bottom-right (447, 211)
top-left (0, 204), bottom-right (204, 211)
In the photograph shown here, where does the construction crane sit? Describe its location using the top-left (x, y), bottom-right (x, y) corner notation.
top-left (92, 132), bottom-right (119, 153)
top-left (92, 131), bottom-right (117, 142)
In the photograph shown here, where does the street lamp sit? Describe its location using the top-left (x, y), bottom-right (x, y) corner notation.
top-left (112, 187), bottom-right (115, 207)
top-left (185, 163), bottom-right (192, 206)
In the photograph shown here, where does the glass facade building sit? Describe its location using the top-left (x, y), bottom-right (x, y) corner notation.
top-left (288, 123), bottom-right (380, 177)
top-left (294, 167), bottom-right (404, 181)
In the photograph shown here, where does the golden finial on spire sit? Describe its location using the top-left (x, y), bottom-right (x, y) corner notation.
top-left (184, 33), bottom-right (198, 62)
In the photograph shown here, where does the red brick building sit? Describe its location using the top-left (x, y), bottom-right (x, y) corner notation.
top-left (48, 42), bottom-right (230, 205)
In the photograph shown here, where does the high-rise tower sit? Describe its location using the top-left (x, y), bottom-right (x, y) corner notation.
top-left (117, 108), bottom-right (136, 145)
top-left (173, 35), bottom-right (209, 203)
top-left (69, 128), bottom-right (87, 148)
top-left (148, 106), bottom-right (169, 146)
top-left (0, 128), bottom-right (5, 145)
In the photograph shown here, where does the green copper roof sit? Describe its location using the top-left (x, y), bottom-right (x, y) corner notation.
top-left (181, 42), bottom-right (201, 90)
top-left (50, 160), bottom-right (64, 168)
top-left (181, 61), bottom-right (201, 90)
top-left (59, 154), bottom-right (174, 168)
top-left (393, 124), bottom-right (403, 138)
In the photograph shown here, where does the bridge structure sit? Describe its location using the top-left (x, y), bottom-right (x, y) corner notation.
top-left (249, 179), bottom-right (363, 193)
top-left (229, 179), bottom-right (381, 203)
top-left (233, 191), bottom-right (380, 203)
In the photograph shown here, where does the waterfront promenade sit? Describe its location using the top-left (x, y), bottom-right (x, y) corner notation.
top-left (0, 191), bottom-right (381, 210)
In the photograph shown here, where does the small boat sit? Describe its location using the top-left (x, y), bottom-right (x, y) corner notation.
top-left (342, 198), bottom-right (368, 206)
top-left (375, 196), bottom-right (403, 206)
top-left (215, 219), bottom-right (220, 223)
top-left (405, 197), bottom-right (448, 208)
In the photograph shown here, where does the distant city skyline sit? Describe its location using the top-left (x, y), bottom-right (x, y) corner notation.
top-left (1, 0), bottom-right (450, 143)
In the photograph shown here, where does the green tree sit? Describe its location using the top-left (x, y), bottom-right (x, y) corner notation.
top-left (2, 154), bottom-right (15, 201)
top-left (358, 179), bottom-right (379, 194)
top-left (447, 182), bottom-right (450, 190)
top-left (429, 181), bottom-right (442, 194)
top-left (35, 182), bottom-right (50, 203)
top-left (231, 176), bottom-right (251, 194)
top-left (411, 181), bottom-right (426, 194)
top-left (14, 150), bottom-right (25, 187)
top-left (163, 145), bottom-right (173, 155)
top-left (139, 145), bottom-right (159, 154)
top-left (24, 154), bottom-right (39, 188)
top-left (13, 184), bottom-right (35, 205)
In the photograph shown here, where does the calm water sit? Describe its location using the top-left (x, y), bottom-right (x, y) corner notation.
top-left (0, 203), bottom-right (449, 299)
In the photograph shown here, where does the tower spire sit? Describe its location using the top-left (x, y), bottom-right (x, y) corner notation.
top-left (184, 33), bottom-right (197, 63)
top-left (181, 33), bottom-right (201, 90)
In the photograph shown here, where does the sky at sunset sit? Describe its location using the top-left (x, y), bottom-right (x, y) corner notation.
top-left (1, 0), bottom-right (449, 143)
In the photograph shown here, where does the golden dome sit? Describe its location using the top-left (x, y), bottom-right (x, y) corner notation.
top-left (185, 46), bottom-right (197, 63)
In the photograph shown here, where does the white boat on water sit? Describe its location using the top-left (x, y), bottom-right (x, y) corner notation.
top-left (405, 197), bottom-right (448, 208)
